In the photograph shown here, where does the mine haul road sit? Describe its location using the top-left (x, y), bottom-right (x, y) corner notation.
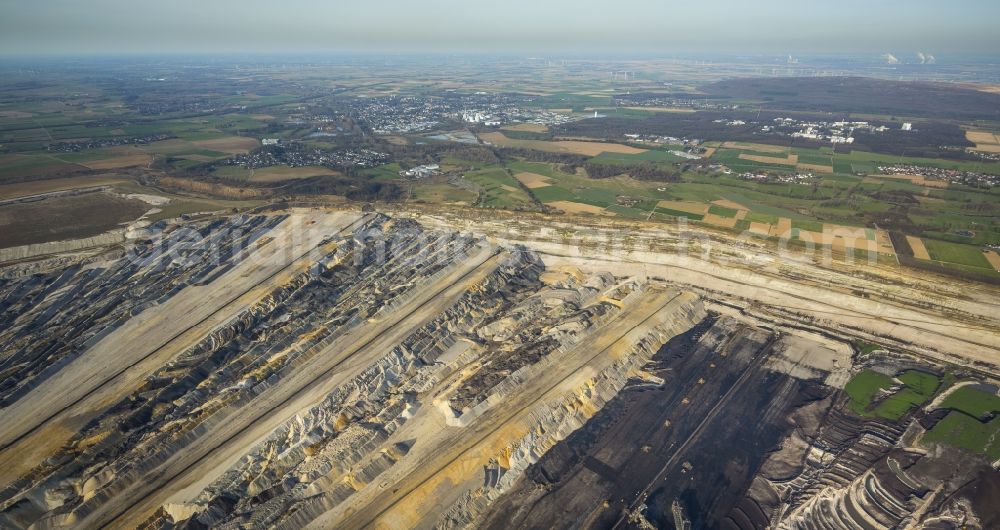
top-left (407, 212), bottom-right (1000, 370)
top-left (534, 250), bottom-right (1000, 369)
top-left (0, 211), bottom-right (365, 483)
top-left (92, 245), bottom-right (505, 528)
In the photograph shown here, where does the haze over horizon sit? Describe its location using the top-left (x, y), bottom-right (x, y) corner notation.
top-left (1, 0), bottom-right (998, 57)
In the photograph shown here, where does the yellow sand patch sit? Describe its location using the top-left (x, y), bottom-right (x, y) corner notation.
top-left (479, 132), bottom-right (645, 156)
top-left (514, 172), bottom-right (552, 189)
top-left (984, 250), bottom-right (1000, 272)
top-left (974, 85), bottom-right (1000, 94)
top-left (547, 200), bottom-right (613, 215)
top-left (828, 235), bottom-right (878, 254)
top-left (875, 230), bottom-right (896, 255)
top-left (701, 147), bottom-right (717, 158)
top-left (739, 153), bottom-right (798, 166)
top-left (967, 131), bottom-right (999, 144)
top-left (702, 213), bottom-right (738, 228)
top-left (722, 141), bottom-right (788, 154)
top-left (712, 199), bottom-right (746, 210)
top-left (500, 184), bottom-right (521, 193)
top-left (907, 236), bottom-right (931, 260)
top-left (823, 224), bottom-right (868, 239)
top-left (83, 154), bottom-right (153, 170)
top-left (749, 222), bottom-right (771, 236)
top-left (771, 218), bottom-right (792, 237)
top-left (793, 228), bottom-right (894, 255)
top-left (502, 122), bottom-right (549, 133)
top-left (192, 137), bottom-right (260, 154)
top-left (795, 230), bottom-right (825, 246)
top-left (796, 163), bottom-right (834, 173)
top-left (971, 143), bottom-right (1000, 154)
top-left (966, 130), bottom-right (1000, 153)
top-left (656, 200), bottom-right (708, 215)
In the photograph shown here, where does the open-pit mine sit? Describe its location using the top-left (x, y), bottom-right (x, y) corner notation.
top-left (1, 207), bottom-right (999, 530)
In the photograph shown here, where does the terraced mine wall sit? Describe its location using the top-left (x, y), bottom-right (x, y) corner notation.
top-left (470, 314), bottom-right (1000, 530)
top-left (0, 230), bottom-right (127, 263)
top-left (136, 249), bottom-right (551, 529)
top-left (470, 316), bottom-right (821, 529)
top-left (0, 215), bottom-right (492, 528)
top-left (3, 209), bottom-right (999, 530)
top-left (435, 309), bottom-right (708, 529)
top-left (0, 215), bottom-right (284, 408)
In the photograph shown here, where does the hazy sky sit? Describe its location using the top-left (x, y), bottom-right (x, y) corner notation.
top-left (1, 0), bottom-right (998, 56)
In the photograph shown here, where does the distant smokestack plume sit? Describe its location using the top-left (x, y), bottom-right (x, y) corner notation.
top-left (916, 52), bottom-right (926, 64)
top-left (883, 53), bottom-right (900, 65)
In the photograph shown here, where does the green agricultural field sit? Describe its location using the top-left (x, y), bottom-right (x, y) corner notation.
top-left (657, 207), bottom-right (704, 221)
top-left (363, 163), bottom-right (403, 181)
top-left (710, 149), bottom-right (796, 173)
top-left (791, 218), bottom-right (825, 232)
top-left (524, 92), bottom-right (610, 111)
top-left (923, 413), bottom-right (1000, 460)
top-left (410, 182), bottom-right (478, 204)
top-left (844, 369), bottom-right (940, 420)
top-left (922, 238), bottom-right (993, 269)
top-left (0, 192), bottom-right (150, 248)
top-left (707, 204), bottom-right (739, 217)
top-left (463, 168), bottom-right (534, 208)
top-left (939, 386), bottom-right (1000, 419)
top-left (872, 371), bottom-right (940, 420)
top-left (745, 211), bottom-right (780, 225)
top-left (531, 185), bottom-right (577, 203)
top-left (795, 151), bottom-right (833, 166)
top-left (604, 204), bottom-right (649, 219)
top-left (590, 149), bottom-right (686, 164)
top-left (845, 370), bottom-right (895, 416)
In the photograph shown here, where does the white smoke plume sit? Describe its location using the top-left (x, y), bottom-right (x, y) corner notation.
top-left (916, 52), bottom-right (937, 65)
top-left (883, 53), bottom-right (900, 65)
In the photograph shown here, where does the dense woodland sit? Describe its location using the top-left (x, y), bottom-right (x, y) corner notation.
top-left (555, 110), bottom-right (977, 158)
top-left (705, 76), bottom-right (1000, 121)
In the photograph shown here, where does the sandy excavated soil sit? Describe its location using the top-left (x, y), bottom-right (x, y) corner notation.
top-left (983, 250), bottom-right (1000, 272)
top-left (546, 200), bottom-right (612, 215)
top-left (657, 200), bottom-right (709, 215)
top-left (408, 210), bottom-right (1000, 369)
top-left (907, 235), bottom-right (932, 260)
top-left (513, 172), bottom-right (552, 188)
